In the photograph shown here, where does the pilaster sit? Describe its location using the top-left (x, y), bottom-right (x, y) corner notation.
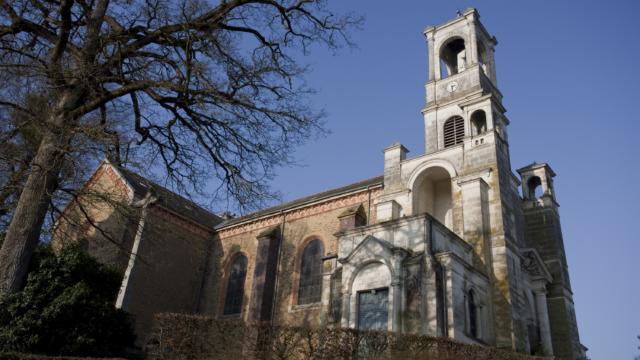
top-left (247, 227), bottom-right (280, 323)
top-left (390, 249), bottom-right (408, 332)
top-left (532, 280), bottom-right (554, 356)
top-left (458, 177), bottom-right (490, 266)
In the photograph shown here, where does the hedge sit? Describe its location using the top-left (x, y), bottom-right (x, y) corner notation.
top-left (147, 313), bottom-right (549, 360)
top-left (0, 353), bottom-right (125, 360)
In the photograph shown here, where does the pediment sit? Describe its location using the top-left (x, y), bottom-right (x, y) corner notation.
top-left (341, 235), bottom-right (395, 264)
top-left (520, 248), bottom-right (552, 282)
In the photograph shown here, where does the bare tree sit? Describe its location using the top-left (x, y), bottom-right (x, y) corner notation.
top-left (0, 93), bottom-right (107, 235)
top-left (0, 0), bottom-right (359, 295)
top-left (0, 96), bottom-right (44, 233)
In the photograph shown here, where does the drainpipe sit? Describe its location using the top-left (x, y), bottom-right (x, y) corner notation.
top-left (116, 191), bottom-right (157, 309)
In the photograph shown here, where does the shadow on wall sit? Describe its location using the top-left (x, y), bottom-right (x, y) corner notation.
top-left (203, 241), bottom-right (240, 318)
top-left (275, 222), bottom-right (319, 329)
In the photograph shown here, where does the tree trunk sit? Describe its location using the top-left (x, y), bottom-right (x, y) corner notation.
top-left (0, 105), bottom-right (71, 295)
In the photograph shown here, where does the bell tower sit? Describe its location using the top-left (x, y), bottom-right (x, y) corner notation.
top-left (423, 8), bottom-right (505, 154)
top-left (374, 9), bottom-right (584, 356)
top-left (421, 8), bottom-right (529, 351)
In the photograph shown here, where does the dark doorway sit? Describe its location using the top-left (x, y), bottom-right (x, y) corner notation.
top-left (357, 288), bottom-right (389, 331)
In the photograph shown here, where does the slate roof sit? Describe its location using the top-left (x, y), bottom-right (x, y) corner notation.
top-left (112, 165), bottom-right (223, 229)
top-left (108, 163), bottom-right (383, 232)
top-left (216, 175), bottom-right (384, 229)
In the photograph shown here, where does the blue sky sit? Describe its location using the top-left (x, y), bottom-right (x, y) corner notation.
top-left (262, 1), bottom-right (640, 359)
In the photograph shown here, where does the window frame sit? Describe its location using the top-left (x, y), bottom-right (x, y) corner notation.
top-left (294, 237), bottom-right (325, 306)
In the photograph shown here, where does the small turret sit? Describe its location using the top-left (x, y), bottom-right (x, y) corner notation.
top-left (517, 162), bottom-right (584, 359)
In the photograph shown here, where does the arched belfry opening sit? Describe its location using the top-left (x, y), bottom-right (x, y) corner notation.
top-left (526, 176), bottom-right (543, 199)
top-left (439, 38), bottom-right (466, 79)
top-left (471, 110), bottom-right (487, 136)
top-left (412, 166), bottom-right (453, 228)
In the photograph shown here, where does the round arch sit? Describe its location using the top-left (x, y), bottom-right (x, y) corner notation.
top-left (525, 176), bottom-right (543, 199)
top-left (408, 162), bottom-right (456, 227)
top-left (351, 261), bottom-right (392, 293)
top-left (438, 35), bottom-right (468, 78)
top-left (437, 35), bottom-right (469, 58)
top-left (344, 258), bottom-right (395, 293)
top-left (295, 235), bottom-right (326, 268)
top-left (470, 109), bottom-right (487, 136)
top-left (407, 159), bottom-right (458, 193)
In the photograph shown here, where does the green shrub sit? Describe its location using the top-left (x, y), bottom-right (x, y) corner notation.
top-left (0, 243), bottom-right (135, 357)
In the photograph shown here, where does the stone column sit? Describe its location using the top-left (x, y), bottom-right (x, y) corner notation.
top-left (390, 279), bottom-right (402, 332)
top-left (391, 249), bottom-right (408, 332)
top-left (533, 281), bottom-right (554, 356)
top-left (341, 289), bottom-right (351, 328)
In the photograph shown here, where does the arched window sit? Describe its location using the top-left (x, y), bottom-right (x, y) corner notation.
top-left (468, 289), bottom-right (478, 338)
top-left (440, 38), bottom-right (466, 78)
top-left (298, 239), bottom-right (324, 305)
top-left (443, 116), bottom-right (465, 148)
top-left (471, 110), bottom-right (487, 136)
top-left (223, 254), bottom-right (247, 315)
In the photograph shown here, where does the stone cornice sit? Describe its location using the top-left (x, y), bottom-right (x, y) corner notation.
top-left (218, 188), bottom-right (382, 239)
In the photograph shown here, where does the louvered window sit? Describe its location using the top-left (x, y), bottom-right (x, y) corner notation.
top-left (298, 240), bottom-right (324, 305)
top-left (223, 254), bottom-right (247, 315)
top-left (443, 116), bottom-right (465, 148)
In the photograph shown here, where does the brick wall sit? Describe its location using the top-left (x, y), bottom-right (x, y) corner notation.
top-left (200, 187), bottom-right (380, 329)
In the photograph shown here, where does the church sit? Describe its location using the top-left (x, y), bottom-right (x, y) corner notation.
top-left (52, 8), bottom-right (586, 360)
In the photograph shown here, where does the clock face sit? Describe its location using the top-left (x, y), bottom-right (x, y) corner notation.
top-left (446, 81), bottom-right (459, 93)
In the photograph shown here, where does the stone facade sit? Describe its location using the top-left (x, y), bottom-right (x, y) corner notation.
top-left (54, 8), bottom-right (585, 359)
